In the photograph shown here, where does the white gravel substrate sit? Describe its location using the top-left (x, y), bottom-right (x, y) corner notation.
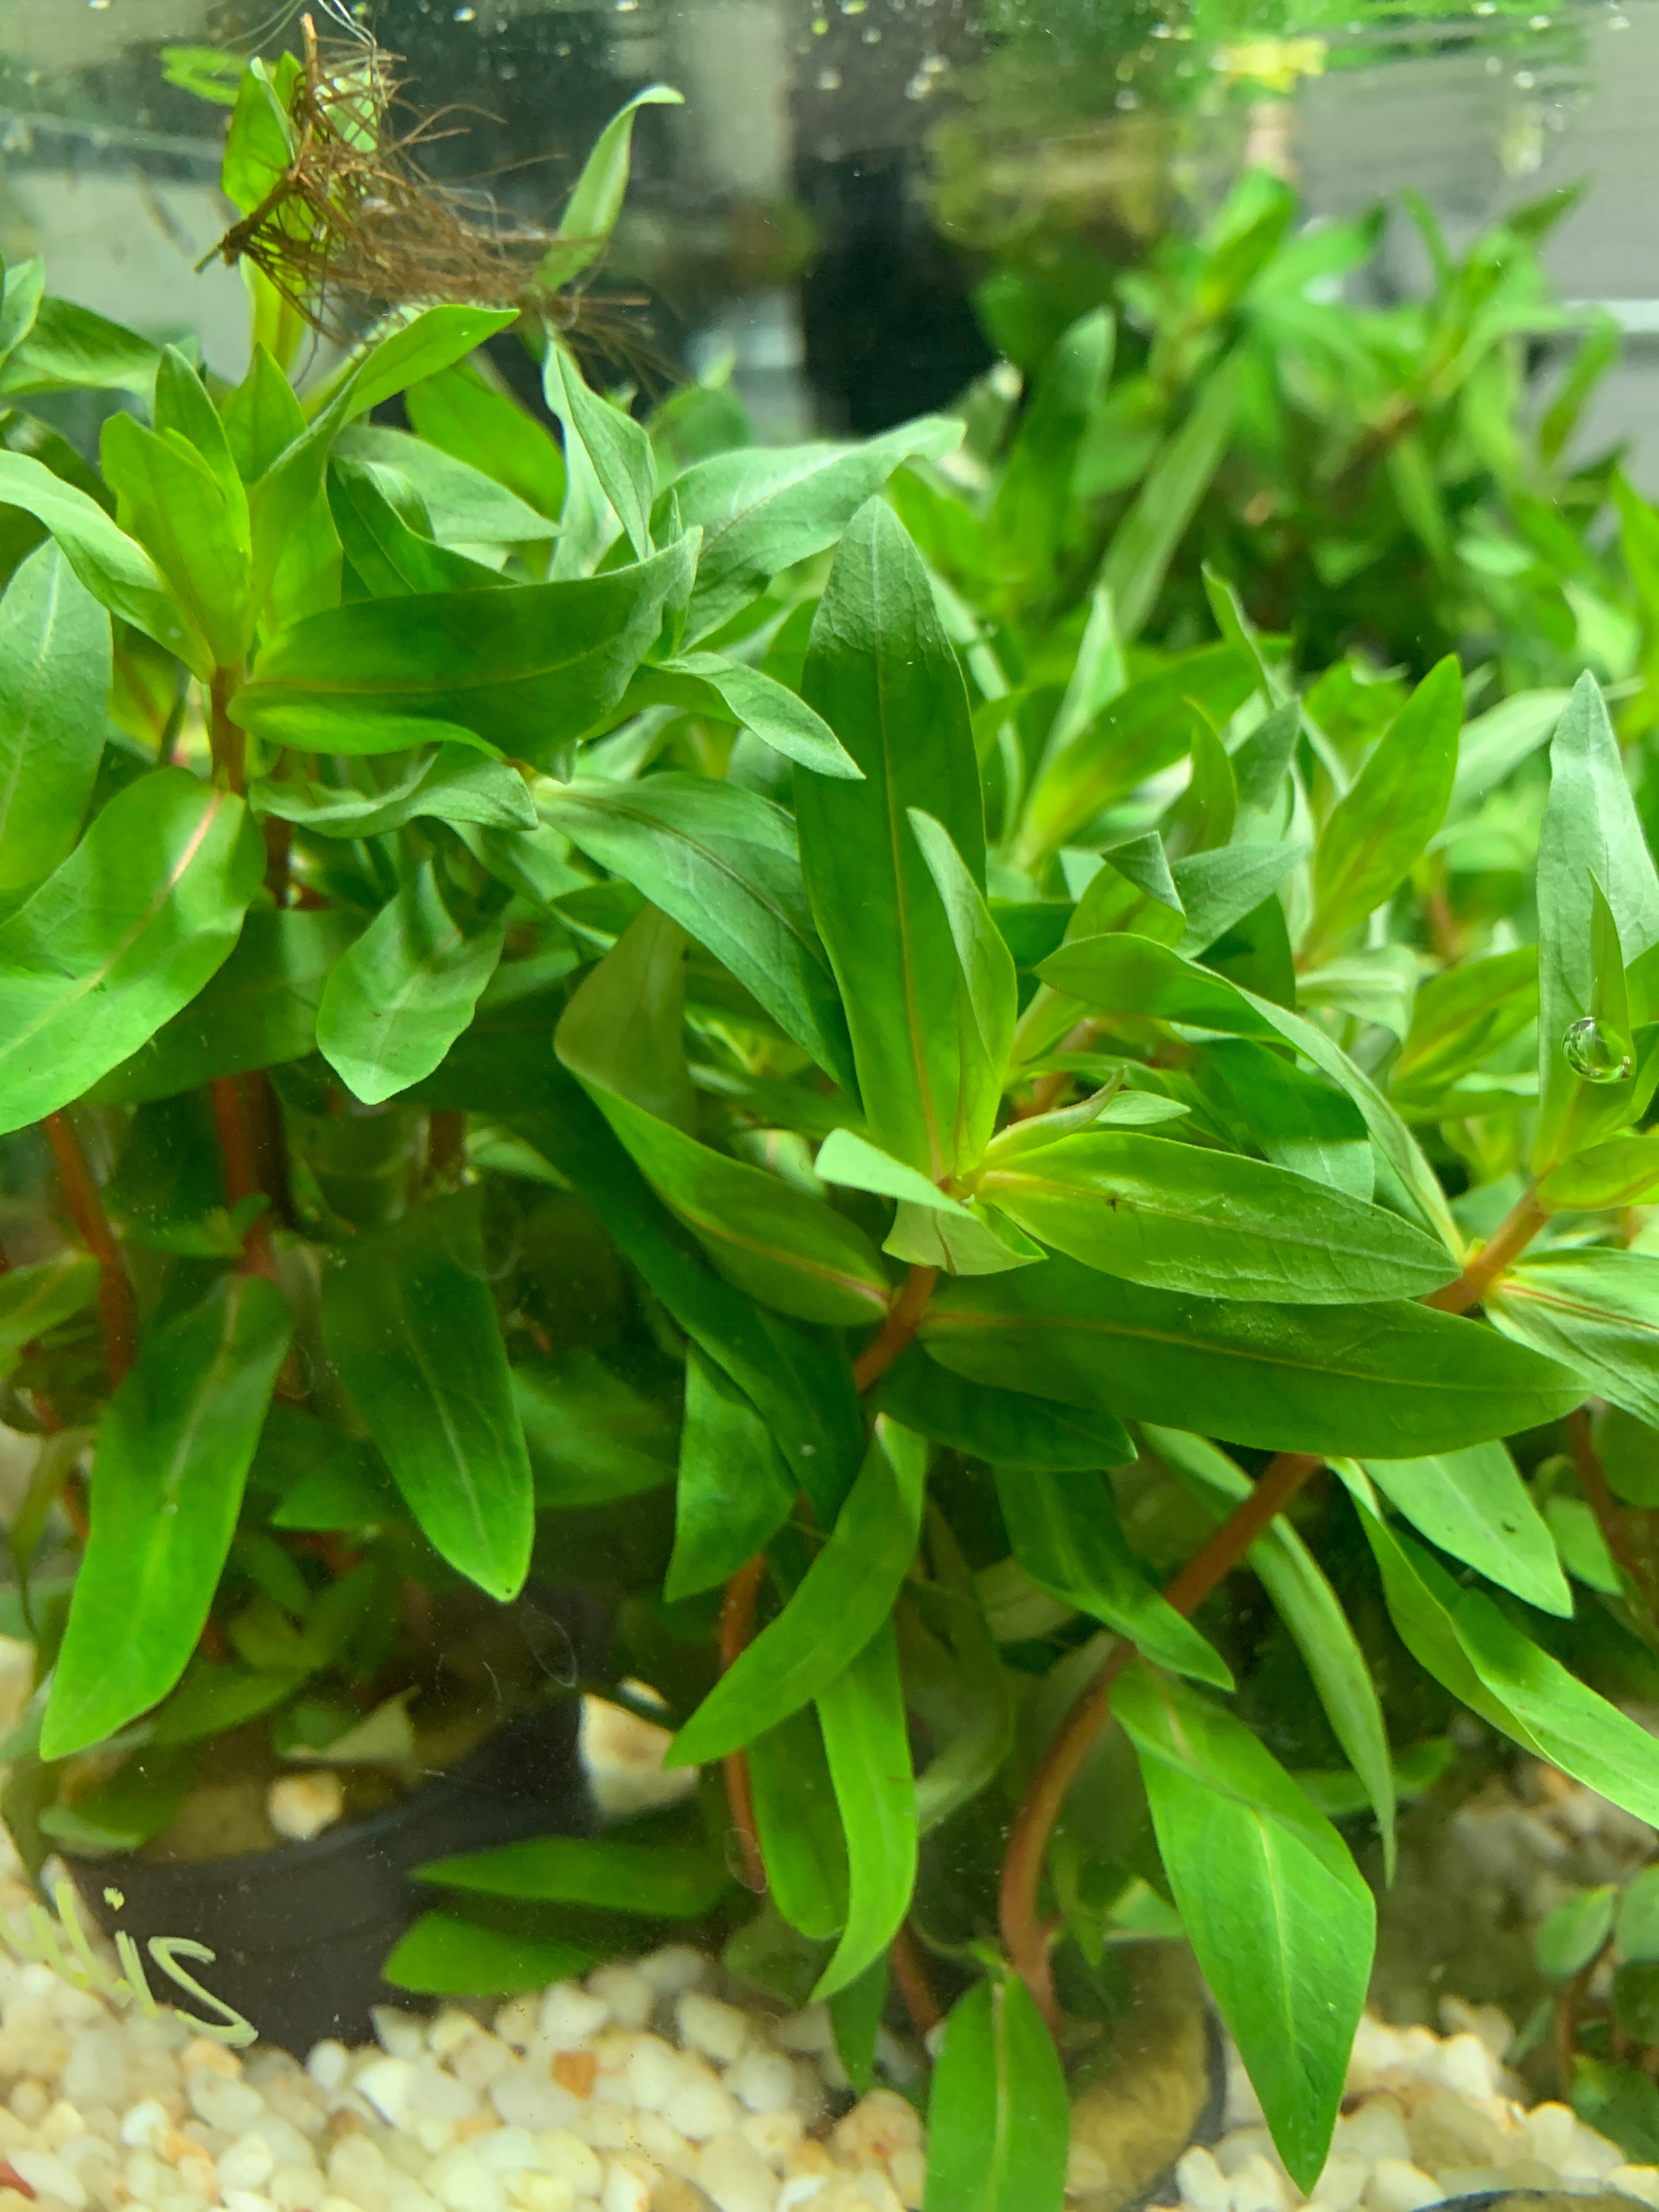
top-left (3, 1928), bottom-right (1659, 2212)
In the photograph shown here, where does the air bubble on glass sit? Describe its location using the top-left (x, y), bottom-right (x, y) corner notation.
top-left (1565, 1015), bottom-right (1634, 1084)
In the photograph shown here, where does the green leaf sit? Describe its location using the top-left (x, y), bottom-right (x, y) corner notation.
top-left (922, 1977), bottom-right (1070, 2212)
top-left (86, 909), bottom-right (360, 1107)
top-left (538, 86), bottom-right (685, 290)
top-left (1339, 1464), bottom-right (1659, 1827)
top-left (749, 1706), bottom-right (849, 1942)
top-left (1540, 1135), bottom-right (1659, 1212)
top-left (911, 1506), bottom-right (1013, 1835)
top-left (1390, 949), bottom-right (1538, 1117)
top-left (385, 1912), bottom-right (599, 1997)
top-left (0, 769), bottom-right (262, 1135)
top-left (0, 451), bottom-right (206, 672)
top-left (872, 1350), bottom-right (1133, 1470)
top-left (920, 1256), bottom-right (1582, 1458)
top-left (798, 500), bottom-right (989, 1176)
top-left (101, 412), bottom-right (252, 668)
top-left (1487, 1249), bottom-right (1659, 1426)
top-left (907, 808), bottom-right (1019, 1092)
top-left (1534, 674), bottom-right (1659, 1169)
top-left (1113, 1663), bottom-right (1373, 2189)
top-left (830, 1960), bottom-right (888, 2097)
top-left (812, 1620), bottom-right (917, 2001)
top-left (1200, 1039), bottom-right (1372, 1203)
top-left (816, 1128), bottom-right (974, 1217)
top-left (0, 544), bottom-right (109, 918)
top-left (1148, 1427), bottom-right (1397, 1876)
top-left (667, 1418), bottom-right (926, 1767)
top-left (405, 364), bottom-right (567, 522)
top-left (231, 540), bottom-right (696, 761)
top-left (1039, 933), bottom-right (1460, 1252)
top-left (632, 652), bottom-right (862, 781)
top-left (1449, 688), bottom-right (1570, 814)
top-left (1100, 355), bottom-right (1243, 642)
top-left (328, 460), bottom-right (509, 597)
top-left (504, 1075), bottom-right (862, 1520)
top-left (1305, 657), bottom-right (1462, 962)
top-left (664, 1348), bottom-right (795, 1601)
top-left (979, 1130), bottom-right (1455, 1304)
top-left (558, 912), bottom-right (888, 1327)
top-left (0, 1254), bottom-right (98, 1371)
top-left (321, 1193), bottom-right (533, 1602)
top-left (38, 1747), bottom-right (196, 1855)
top-left (540, 773), bottom-right (856, 1093)
top-left (993, 1465), bottom-right (1231, 1686)
top-left (514, 1353), bottom-right (675, 1509)
top-left (332, 425), bottom-right (553, 546)
top-left (1017, 646), bottom-right (1254, 867)
top-left (0, 259), bottom-right (45, 368)
top-left (1537, 1885), bottom-right (1617, 1979)
top-left (1362, 1444), bottom-right (1572, 1614)
top-left (545, 347), bottom-right (655, 560)
top-left (317, 864), bottom-right (506, 1105)
top-left (262, 1409), bottom-right (402, 1532)
top-left (0, 293), bottom-right (160, 399)
top-left (1173, 842), bottom-right (1306, 958)
top-left (254, 748), bottom-right (534, 842)
top-left (42, 1275), bottom-right (292, 1760)
top-left (1571, 2057), bottom-right (1659, 2166)
top-left (667, 417), bottom-right (963, 647)
top-left (991, 308), bottom-right (1113, 591)
top-left (417, 1836), bottom-right (732, 1917)
top-left (1621, 1866), bottom-right (1659, 1965)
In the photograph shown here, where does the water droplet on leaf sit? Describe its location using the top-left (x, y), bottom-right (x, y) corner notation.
top-left (1565, 1016), bottom-right (1634, 1083)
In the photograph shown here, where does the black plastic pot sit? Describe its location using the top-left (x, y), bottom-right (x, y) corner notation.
top-left (69, 1588), bottom-right (611, 2057)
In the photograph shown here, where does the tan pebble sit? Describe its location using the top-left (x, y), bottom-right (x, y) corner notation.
top-left (514, 2183), bottom-right (578, 2212)
top-left (885, 2151), bottom-right (923, 2210)
top-left (1336, 2103), bottom-right (1411, 2165)
top-left (1173, 2147), bottom-right (1228, 2212)
top-left (453, 2043), bottom-right (516, 2098)
top-left (455, 2119), bottom-right (498, 2146)
top-left (1231, 2152), bottom-right (1288, 2212)
top-left (554, 2059), bottom-right (597, 2104)
top-left (1528, 2106), bottom-right (1581, 2168)
top-left (11, 2087), bottom-right (48, 2130)
top-left (694, 2132), bottom-right (775, 2212)
top-left (1306, 2152), bottom-right (1367, 2212)
top-left (1567, 2125), bottom-right (1628, 2182)
top-left (782, 2147), bottom-right (832, 2182)
top-left (1609, 2167), bottom-right (1659, 2209)
top-left (1407, 2087), bottom-right (1506, 2171)
top-left (1363, 2160), bottom-right (1441, 2212)
top-left (41, 2108), bottom-right (87, 2152)
top-left (736, 2114), bottom-right (800, 2172)
top-left (650, 2178), bottom-right (719, 2212)
top-left (323, 2111), bottom-right (363, 2147)
top-left (601, 2158), bottom-right (656, 2212)
top-left (587, 1973), bottom-right (653, 2035)
top-left (495, 2005), bottom-right (540, 2054)
top-left (183, 2047), bottom-right (242, 2083)
top-left (429, 2015), bottom-right (486, 2062)
top-left (674, 2002), bottom-right (748, 2072)
top-left (1214, 2131), bottom-right (1276, 2179)
top-left (1431, 2168), bottom-right (1508, 2198)
top-left (832, 2094), bottom-right (921, 2168)
top-left (267, 1775), bottom-right (345, 1846)
top-left (536, 2134), bottom-right (602, 2198)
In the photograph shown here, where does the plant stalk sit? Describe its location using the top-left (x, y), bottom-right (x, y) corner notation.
top-left (853, 1266), bottom-right (939, 1393)
top-left (42, 1113), bottom-right (137, 1390)
top-left (207, 667), bottom-right (246, 795)
top-left (1423, 1186), bottom-right (1549, 1314)
top-left (719, 1554), bottom-right (769, 1894)
top-left (209, 1076), bottom-right (278, 1280)
top-left (998, 1447), bottom-right (1325, 2027)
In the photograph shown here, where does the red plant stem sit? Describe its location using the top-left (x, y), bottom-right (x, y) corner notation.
top-left (999, 1449), bottom-right (1325, 2027)
top-left (427, 1110), bottom-right (467, 1189)
top-left (852, 1266), bottom-right (939, 1393)
top-left (720, 1554), bottom-right (769, 1894)
top-left (209, 1076), bottom-right (278, 1280)
top-left (1569, 1407), bottom-right (1649, 1604)
top-left (42, 1113), bottom-right (136, 1389)
top-left (1423, 1186), bottom-right (1549, 1314)
top-left (890, 1922), bottom-right (943, 2039)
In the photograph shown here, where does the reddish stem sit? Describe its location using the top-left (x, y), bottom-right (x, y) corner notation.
top-left (998, 1448), bottom-right (1325, 2026)
top-left (427, 1109), bottom-right (467, 1189)
top-left (720, 1555), bottom-right (769, 1893)
top-left (1423, 1186), bottom-right (1549, 1314)
top-left (853, 1266), bottom-right (939, 1393)
top-left (43, 1113), bottom-right (136, 1389)
top-left (207, 667), bottom-right (246, 795)
top-left (209, 1076), bottom-right (277, 1280)
top-left (890, 1922), bottom-right (943, 2039)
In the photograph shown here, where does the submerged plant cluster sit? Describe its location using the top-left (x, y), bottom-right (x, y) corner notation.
top-left (5, 36), bottom-right (1659, 2201)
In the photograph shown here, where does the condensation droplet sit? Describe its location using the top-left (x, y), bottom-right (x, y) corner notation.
top-left (1565, 1016), bottom-right (1634, 1084)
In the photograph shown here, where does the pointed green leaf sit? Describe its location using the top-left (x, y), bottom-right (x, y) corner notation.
top-left (514, 1353), bottom-right (675, 1509)
top-left (980, 1130), bottom-right (1454, 1304)
top-left (750, 1705), bottom-right (849, 1942)
top-left (546, 346), bottom-right (655, 560)
top-left (812, 1619), bottom-right (917, 2001)
top-left (664, 1348), bottom-right (795, 1602)
top-left (102, 412), bottom-right (252, 667)
top-left (0, 1254), bottom-right (98, 1370)
top-left (0, 543), bottom-right (109, 917)
top-left (907, 808), bottom-right (1019, 1090)
top-left (538, 86), bottom-right (685, 290)
top-left (1487, 1249), bottom-right (1659, 1426)
top-left (1113, 1663), bottom-right (1373, 2190)
top-left (798, 500), bottom-right (990, 1176)
top-left (253, 747), bottom-right (535, 841)
top-left (872, 1350), bottom-right (1133, 1470)
top-left (1200, 1039), bottom-right (1372, 1203)
top-left (317, 864), bottom-right (506, 1105)
top-left (666, 418), bottom-right (963, 647)
top-left (0, 769), bottom-right (262, 1135)
top-left (539, 772), bottom-right (856, 1094)
top-left (42, 1275), bottom-right (293, 1759)
top-left (636, 652), bottom-right (862, 781)
top-left (667, 1418), bottom-right (926, 1768)
top-left (816, 1128), bottom-right (974, 1216)
top-left (405, 363), bottom-right (566, 522)
top-left (321, 1193), bottom-right (533, 1602)
top-left (334, 424), bottom-right (555, 546)
top-left (230, 540), bottom-right (696, 761)
top-left (1173, 842), bottom-right (1306, 958)
top-left (994, 1465), bottom-right (1231, 1685)
top-left (922, 1977), bottom-right (1069, 2212)
top-left (920, 1256), bottom-right (1582, 1457)
top-left (328, 459), bottom-right (509, 597)
top-left (1362, 1443), bottom-right (1572, 1615)
top-left (1305, 656), bottom-right (1462, 961)
top-left (1101, 354), bottom-right (1243, 642)
top-left (416, 1836), bottom-right (732, 1917)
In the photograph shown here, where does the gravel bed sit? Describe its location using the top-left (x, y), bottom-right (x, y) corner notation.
top-left (1, 1902), bottom-right (1658, 2212)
